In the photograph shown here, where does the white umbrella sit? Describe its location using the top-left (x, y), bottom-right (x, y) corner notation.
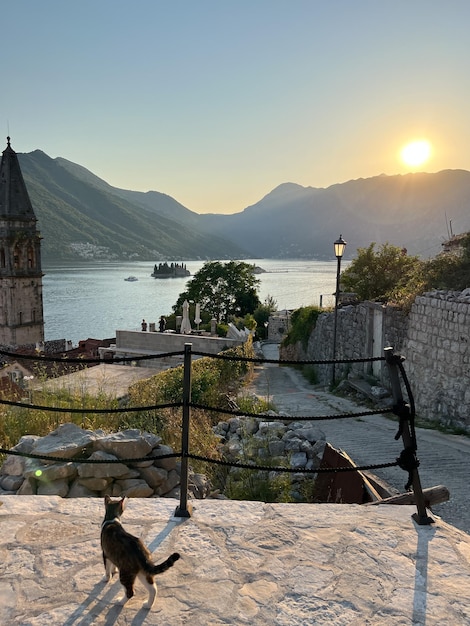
top-left (180, 299), bottom-right (192, 334)
top-left (194, 302), bottom-right (202, 330)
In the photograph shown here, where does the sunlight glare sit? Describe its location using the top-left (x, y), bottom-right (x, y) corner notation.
top-left (400, 140), bottom-right (432, 168)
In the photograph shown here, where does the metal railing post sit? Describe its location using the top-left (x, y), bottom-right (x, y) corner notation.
top-left (174, 343), bottom-right (193, 518)
top-left (384, 347), bottom-right (433, 525)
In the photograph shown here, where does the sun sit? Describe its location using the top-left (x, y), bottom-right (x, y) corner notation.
top-left (400, 140), bottom-right (432, 168)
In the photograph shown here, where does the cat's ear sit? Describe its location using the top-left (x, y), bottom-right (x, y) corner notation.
top-left (105, 495), bottom-right (111, 506)
top-left (119, 497), bottom-right (128, 512)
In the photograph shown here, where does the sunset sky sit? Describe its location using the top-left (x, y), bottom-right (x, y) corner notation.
top-left (3, 1), bottom-right (470, 214)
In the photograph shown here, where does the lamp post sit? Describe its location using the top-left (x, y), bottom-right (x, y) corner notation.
top-left (331, 234), bottom-right (347, 386)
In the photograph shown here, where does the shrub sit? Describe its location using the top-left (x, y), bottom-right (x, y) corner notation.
top-left (282, 306), bottom-right (322, 349)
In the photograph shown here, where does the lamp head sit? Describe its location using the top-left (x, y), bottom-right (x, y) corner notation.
top-left (334, 234), bottom-right (347, 259)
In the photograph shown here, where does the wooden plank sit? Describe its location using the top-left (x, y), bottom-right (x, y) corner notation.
top-left (366, 485), bottom-right (450, 507)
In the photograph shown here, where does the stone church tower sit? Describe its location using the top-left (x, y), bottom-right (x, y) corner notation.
top-left (0, 137), bottom-right (44, 346)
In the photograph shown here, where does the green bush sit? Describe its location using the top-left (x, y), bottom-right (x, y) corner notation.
top-left (282, 306), bottom-right (322, 349)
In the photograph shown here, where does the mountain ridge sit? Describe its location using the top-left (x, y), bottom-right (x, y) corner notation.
top-left (17, 147), bottom-right (470, 261)
top-left (18, 151), bottom-right (247, 262)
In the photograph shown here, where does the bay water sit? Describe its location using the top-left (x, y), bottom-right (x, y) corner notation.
top-left (43, 259), bottom-right (343, 344)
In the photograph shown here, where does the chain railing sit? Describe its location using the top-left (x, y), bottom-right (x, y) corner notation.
top-left (0, 344), bottom-right (433, 525)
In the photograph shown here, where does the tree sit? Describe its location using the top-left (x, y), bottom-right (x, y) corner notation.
top-left (340, 242), bottom-right (422, 302)
top-left (173, 261), bottom-right (261, 322)
top-left (253, 296), bottom-right (278, 339)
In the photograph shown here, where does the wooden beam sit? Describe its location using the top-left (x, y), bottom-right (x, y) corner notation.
top-left (366, 485), bottom-right (450, 507)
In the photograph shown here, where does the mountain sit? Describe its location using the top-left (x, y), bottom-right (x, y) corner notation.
top-left (18, 151), bottom-right (247, 262)
top-left (19, 147), bottom-right (470, 262)
top-left (198, 171), bottom-right (470, 258)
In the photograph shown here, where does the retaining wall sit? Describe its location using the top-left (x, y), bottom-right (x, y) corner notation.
top-left (281, 289), bottom-right (470, 429)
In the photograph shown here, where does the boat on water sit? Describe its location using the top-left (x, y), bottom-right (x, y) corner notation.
top-left (124, 276), bottom-right (138, 282)
top-left (151, 262), bottom-right (191, 279)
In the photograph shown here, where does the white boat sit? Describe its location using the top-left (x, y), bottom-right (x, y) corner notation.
top-left (124, 276), bottom-right (138, 282)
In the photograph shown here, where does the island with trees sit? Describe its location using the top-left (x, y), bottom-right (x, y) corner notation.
top-left (151, 262), bottom-right (191, 279)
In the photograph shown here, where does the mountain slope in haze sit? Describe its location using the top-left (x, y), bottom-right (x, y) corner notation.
top-left (18, 146), bottom-right (470, 263)
top-left (18, 151), bottom-right (247, 262)
top-left (198, 171), bottom-right (470, 258)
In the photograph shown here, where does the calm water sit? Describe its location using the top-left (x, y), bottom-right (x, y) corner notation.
top-left (42, 259), bottom-right (345, 344)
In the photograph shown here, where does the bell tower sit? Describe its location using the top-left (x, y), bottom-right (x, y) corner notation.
top-left (0, 137), bottom-right (44, 346)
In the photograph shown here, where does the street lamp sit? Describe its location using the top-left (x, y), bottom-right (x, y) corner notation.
top-left (331, 234), bottom-right (347, 386)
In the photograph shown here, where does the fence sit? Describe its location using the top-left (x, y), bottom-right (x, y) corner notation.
top-left (0, 344), bottom-right (433, 526)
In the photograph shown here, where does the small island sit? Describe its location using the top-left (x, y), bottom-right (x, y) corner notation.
top-left (151, 262), bottom-right (191, 279)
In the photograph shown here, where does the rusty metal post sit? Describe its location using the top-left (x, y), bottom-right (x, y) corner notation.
top-left (384, 347), bottom-right (433, 525)
top-left (174, 343), bottom-right (193, 518)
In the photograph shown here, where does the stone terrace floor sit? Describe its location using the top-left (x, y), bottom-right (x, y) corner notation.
top-left (1, 496), bottom-right (470, 625)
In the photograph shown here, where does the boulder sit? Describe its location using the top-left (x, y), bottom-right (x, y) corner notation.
top-left (116, 478), bottom-right (154, 498)
top-left (37, 479), bottom-right (69, 497)
top-left (138, 466), bottom-right (168, 490)
top-left (290, 452), bottom-right (308, 469)
top-left (94, 429), bottom-right (154, 459)
top-left (77, 451), bottom-right (129, 479)
top-left (0, 475), bottom-right (24, 491)
top-left (31, 423), bottom-right (96, 460)
top-left (67, 480), bottom-right (99, 498)
top-left (17, 477), bottom-right (36, 495)
top-left (24, 462), bottom-right (77, 483)
top-left (152, 445), bottom-right (177, 471)
top-left (156, 469), bottom-right (180, 496)
top-left (0, 455), bottom-right (25, 477)
top-left (78, 476), bottom-right (112, 491)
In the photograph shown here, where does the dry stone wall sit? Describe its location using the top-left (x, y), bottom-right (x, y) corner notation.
top-left (403, 290), bottom-right (470, 428)
top-left (0, 423), bottom-right (210, 499)
top-left (281, 289), bottom-right (470, 429)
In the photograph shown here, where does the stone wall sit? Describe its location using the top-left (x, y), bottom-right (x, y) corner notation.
top-left (0, 423), bottom-right (210, 500)
top-left (293, 301), bottom-right (407, 386)
top-left (280, 289), bottom-right (470, 429)
top-left (403, 290), bottom-right (470, 428)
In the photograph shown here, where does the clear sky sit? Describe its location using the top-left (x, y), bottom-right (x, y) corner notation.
top-left (3, 1), bottom-right (470, 214)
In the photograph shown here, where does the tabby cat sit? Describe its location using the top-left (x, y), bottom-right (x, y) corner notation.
top-left (101, 495), bottom-right (180, 608)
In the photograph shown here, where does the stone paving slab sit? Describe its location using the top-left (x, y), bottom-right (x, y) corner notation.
top-left (1, 496), bottom-right (470, 625)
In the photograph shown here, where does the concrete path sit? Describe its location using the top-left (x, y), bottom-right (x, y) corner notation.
top-left (249, 342), bottom-right (470, 535)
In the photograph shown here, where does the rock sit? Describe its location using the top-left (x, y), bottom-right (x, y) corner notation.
top-left (156, 469), bottom-right (180, 496)
top-left (116, 469), bottom-right (141, 480)
top-left (311, 440), bottom-right (327, 459)
top-left (290, 452), bottom-right (308, 469)
top-left (67, 480), bottom-right (98, 498)
top-left (116, 478), bottom-right (154, 498)
top-left (31, 423), bottom-right (96, 460)
top-left (258, 422), bottom-right (287, 437)
top-left (241, 417), bottom-right (259, 436)
top-left (77, 451), bottom-right (129, 479)
top-left (268, 440), bottom-right (286, 457)
top-left (0, 455), bottom-right (25, 477)
top-left (189, 473), bottom-right (212, 499)
top-left (228, 417), bottom-right (241, 433)
top-left (37, 479), bottom-right (69, 497)
top-left (0, 475), bottom-right (24, 491)
top-left (17, 477), bottom-right (36, 495)
top-left (152, 445), bottom-right (177, 471)
top-left (94, 429), bottom-right (153, 459)
top-left (24, 462), bottom-right (77, 483)
top-left (0, 425), bottom-right (188, 501)
top-left (138, 466), bottom-right (168, 490)
top-left (292, 426), bottom-right (325, 442)
top-left (78, 477), bottom-right (112, 491)
top-left (284, 438), bottom-right (302, 452)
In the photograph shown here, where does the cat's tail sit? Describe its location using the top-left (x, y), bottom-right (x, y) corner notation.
top-left (150, 552), bottom-right (180, 575)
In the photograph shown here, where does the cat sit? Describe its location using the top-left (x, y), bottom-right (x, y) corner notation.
top-left (100, 495), bottom-right (180, 609)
